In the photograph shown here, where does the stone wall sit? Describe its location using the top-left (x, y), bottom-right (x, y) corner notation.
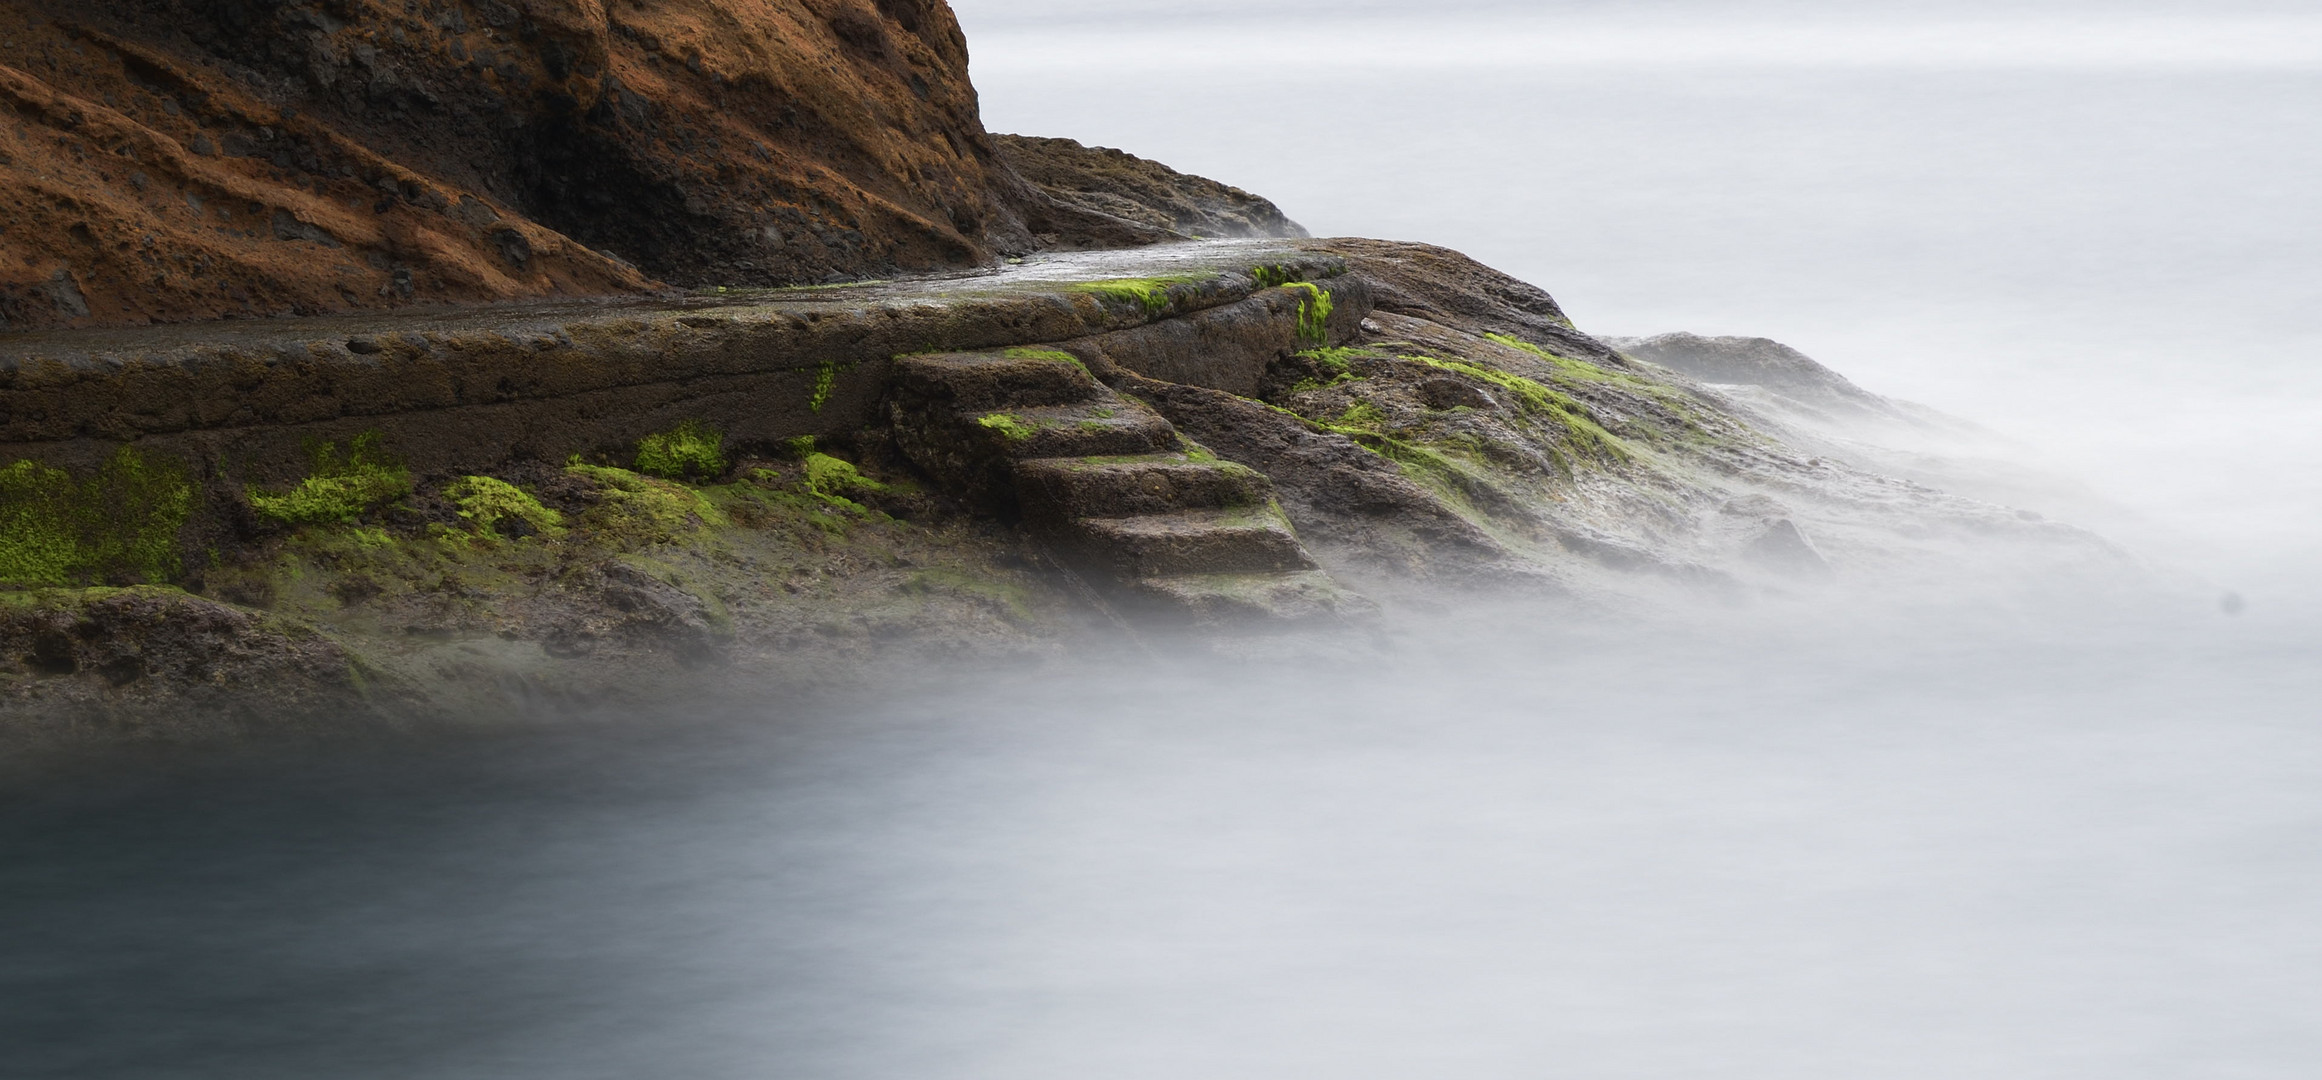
top-left (0, 242), bottom-right (1371, 587)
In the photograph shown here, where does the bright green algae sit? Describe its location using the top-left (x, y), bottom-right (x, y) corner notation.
top-left (0, 446), bottom-right (194, 586)
top-left (635, 420), bottom-right (729, 481)
top-left (248, 433), bottom-right (413, 526)
top-left (1072, 275), bottom-right (1212, 315)
top-left (446, 477), bottom-right (567, 540)
top-left (976, 413), bottom-right (1039, 442)
top-left (1285, 282), bottom-right (1335, 346)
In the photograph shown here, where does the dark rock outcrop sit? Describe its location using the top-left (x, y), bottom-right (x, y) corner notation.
top-left (0, 233), bottom-right (2136, 731)
top-left (0, 586), bottom-right (405, 736)
top-left (0, 0), bottom-right (1047, 328)
top-left (993, 134), bottom-right (1309, 245)
top-left (1610, 332), bottom-right (1891, 413)
top-left (1111, 373), bottom-right (1511, 581)
top-left (1308, 238), bottom-right (1621, 365)
top-left (888, 344), bottom-right (1369, 625)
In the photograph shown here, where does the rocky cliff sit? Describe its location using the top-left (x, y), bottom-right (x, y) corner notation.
top-left (992, 135), bottom-right (1308, 244)
top-left (0, 0), bottom-right (1155, 330)
top-left (0, 235), bottom-right (2128, 734)
top-left (0, 2), bottom-right (2136, 736)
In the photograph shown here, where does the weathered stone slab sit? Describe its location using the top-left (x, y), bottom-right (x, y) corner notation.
top-left (0, 241), bottom-right (1348, 485)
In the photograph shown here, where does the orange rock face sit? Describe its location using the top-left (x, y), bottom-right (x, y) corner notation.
top-left (0, 0), bottom-right (1035, 329)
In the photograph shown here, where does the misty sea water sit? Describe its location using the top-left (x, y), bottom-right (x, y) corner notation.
top-left (4, 3), bottom-right (2320, 1078)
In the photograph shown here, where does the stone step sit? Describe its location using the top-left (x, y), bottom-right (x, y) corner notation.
top-left (1126, 570), bottom-right (1379, 626)
top-left (891, 349), bottom-right (1099, 412)
top-left (882, 344), bottom-right (1370, 625)
top-left (1063, 506), bottom-right (1316, 578)
top-left (1014, 453), bottom-right (1272, 523)
top-left (892, 377), bottom-right (1176, 501)
top-left (966, 395), bottom-right (1179, 461)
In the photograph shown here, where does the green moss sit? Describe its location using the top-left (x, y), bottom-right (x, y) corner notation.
top-left (1416, 356), bottom-right (1631, 465)
top-left (1286, 346), bottom-right (1365, 393)
top-left (0, 446), bottom-right (194, 586)
top-left (567, 461), bottom-right (729, 545)
top-left (1002, 347), bottom-right (1088, 374)
top-left (1251, 263), bottom-right (1300, 289)
top-left (634, 420), bottom-right (728, 480)
top-left (733, 473), bottom-right (852, 536)
top-left (1072, 275), bottom-right (1209, 316)
top-left (344, 525), bottom-right (397, 550)
top-left (808, 360), bottom-right (850, 413)
top-left (1285, 281), bottom-right (1335, 346)
top-left (1485, 332), bottom-right (1640, 386)
top-left (1359, 433), bottom-right (1515, 515)
top-left (800, 452), bottom-right (888, 512)
top-left (976, 413), bottom-right (1039, 442)
top-left (718, 453), bottom-right (895, 537)
top-left (1335, 401), bottom-right (1389, 430)
top-left (248, 433), bottom-right (412, 527)
top-left (445, 476), bottom-right (566, 539)
top-left (1482, 333), bottom-right (1729, 446)
top-left (901, 567), bottom-right (1039, 623)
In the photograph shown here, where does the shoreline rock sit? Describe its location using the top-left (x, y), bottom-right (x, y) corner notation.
top-left (0, 236), bottom-right (2135, 733)
top-left (0, 1), bottom-right (2143, 734)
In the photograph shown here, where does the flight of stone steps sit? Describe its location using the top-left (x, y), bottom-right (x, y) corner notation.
top-left (889, 348), bottom-right (1368, 625)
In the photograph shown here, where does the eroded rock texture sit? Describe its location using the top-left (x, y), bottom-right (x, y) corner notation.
top-left (0, 0), bottom-right (1051, 329)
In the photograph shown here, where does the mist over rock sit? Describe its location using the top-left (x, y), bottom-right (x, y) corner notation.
top-left (1611, 332), bottom-right (1892, 415)
top-left (0, 3), bottom-right (2152, 731)
top-left (1608, 331), bottom-right (2136, 541)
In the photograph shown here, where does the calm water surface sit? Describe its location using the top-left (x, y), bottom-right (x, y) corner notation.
top-left (6, 603), bottom-right (2320, 1079)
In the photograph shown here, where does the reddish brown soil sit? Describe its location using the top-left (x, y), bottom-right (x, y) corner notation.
top-left (0, 0), bottom-right (1045, 330)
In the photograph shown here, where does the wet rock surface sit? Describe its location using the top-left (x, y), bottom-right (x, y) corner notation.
top-left (0, 230), bottom-right (2140, 732)
top-left (0, 587), bottom-right (404, 737)
top-left (0, 0), bottom-right (2158, 734)
top-left (0, 237), bottom-right (2135, 730)
top-left (887, 343), bottom-right (1369, 625)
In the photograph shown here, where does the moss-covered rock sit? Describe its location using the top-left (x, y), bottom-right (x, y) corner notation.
top-left (0, 447), bottom-right (192, 587)
top-left (567, 462), bottom-right (731, 547)
top-left (634, 421), bottom-right (730, 482)
top-left (247, 434), bottom-right (413, 527)
top-left (447, 478), bottom-right (569, 541)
